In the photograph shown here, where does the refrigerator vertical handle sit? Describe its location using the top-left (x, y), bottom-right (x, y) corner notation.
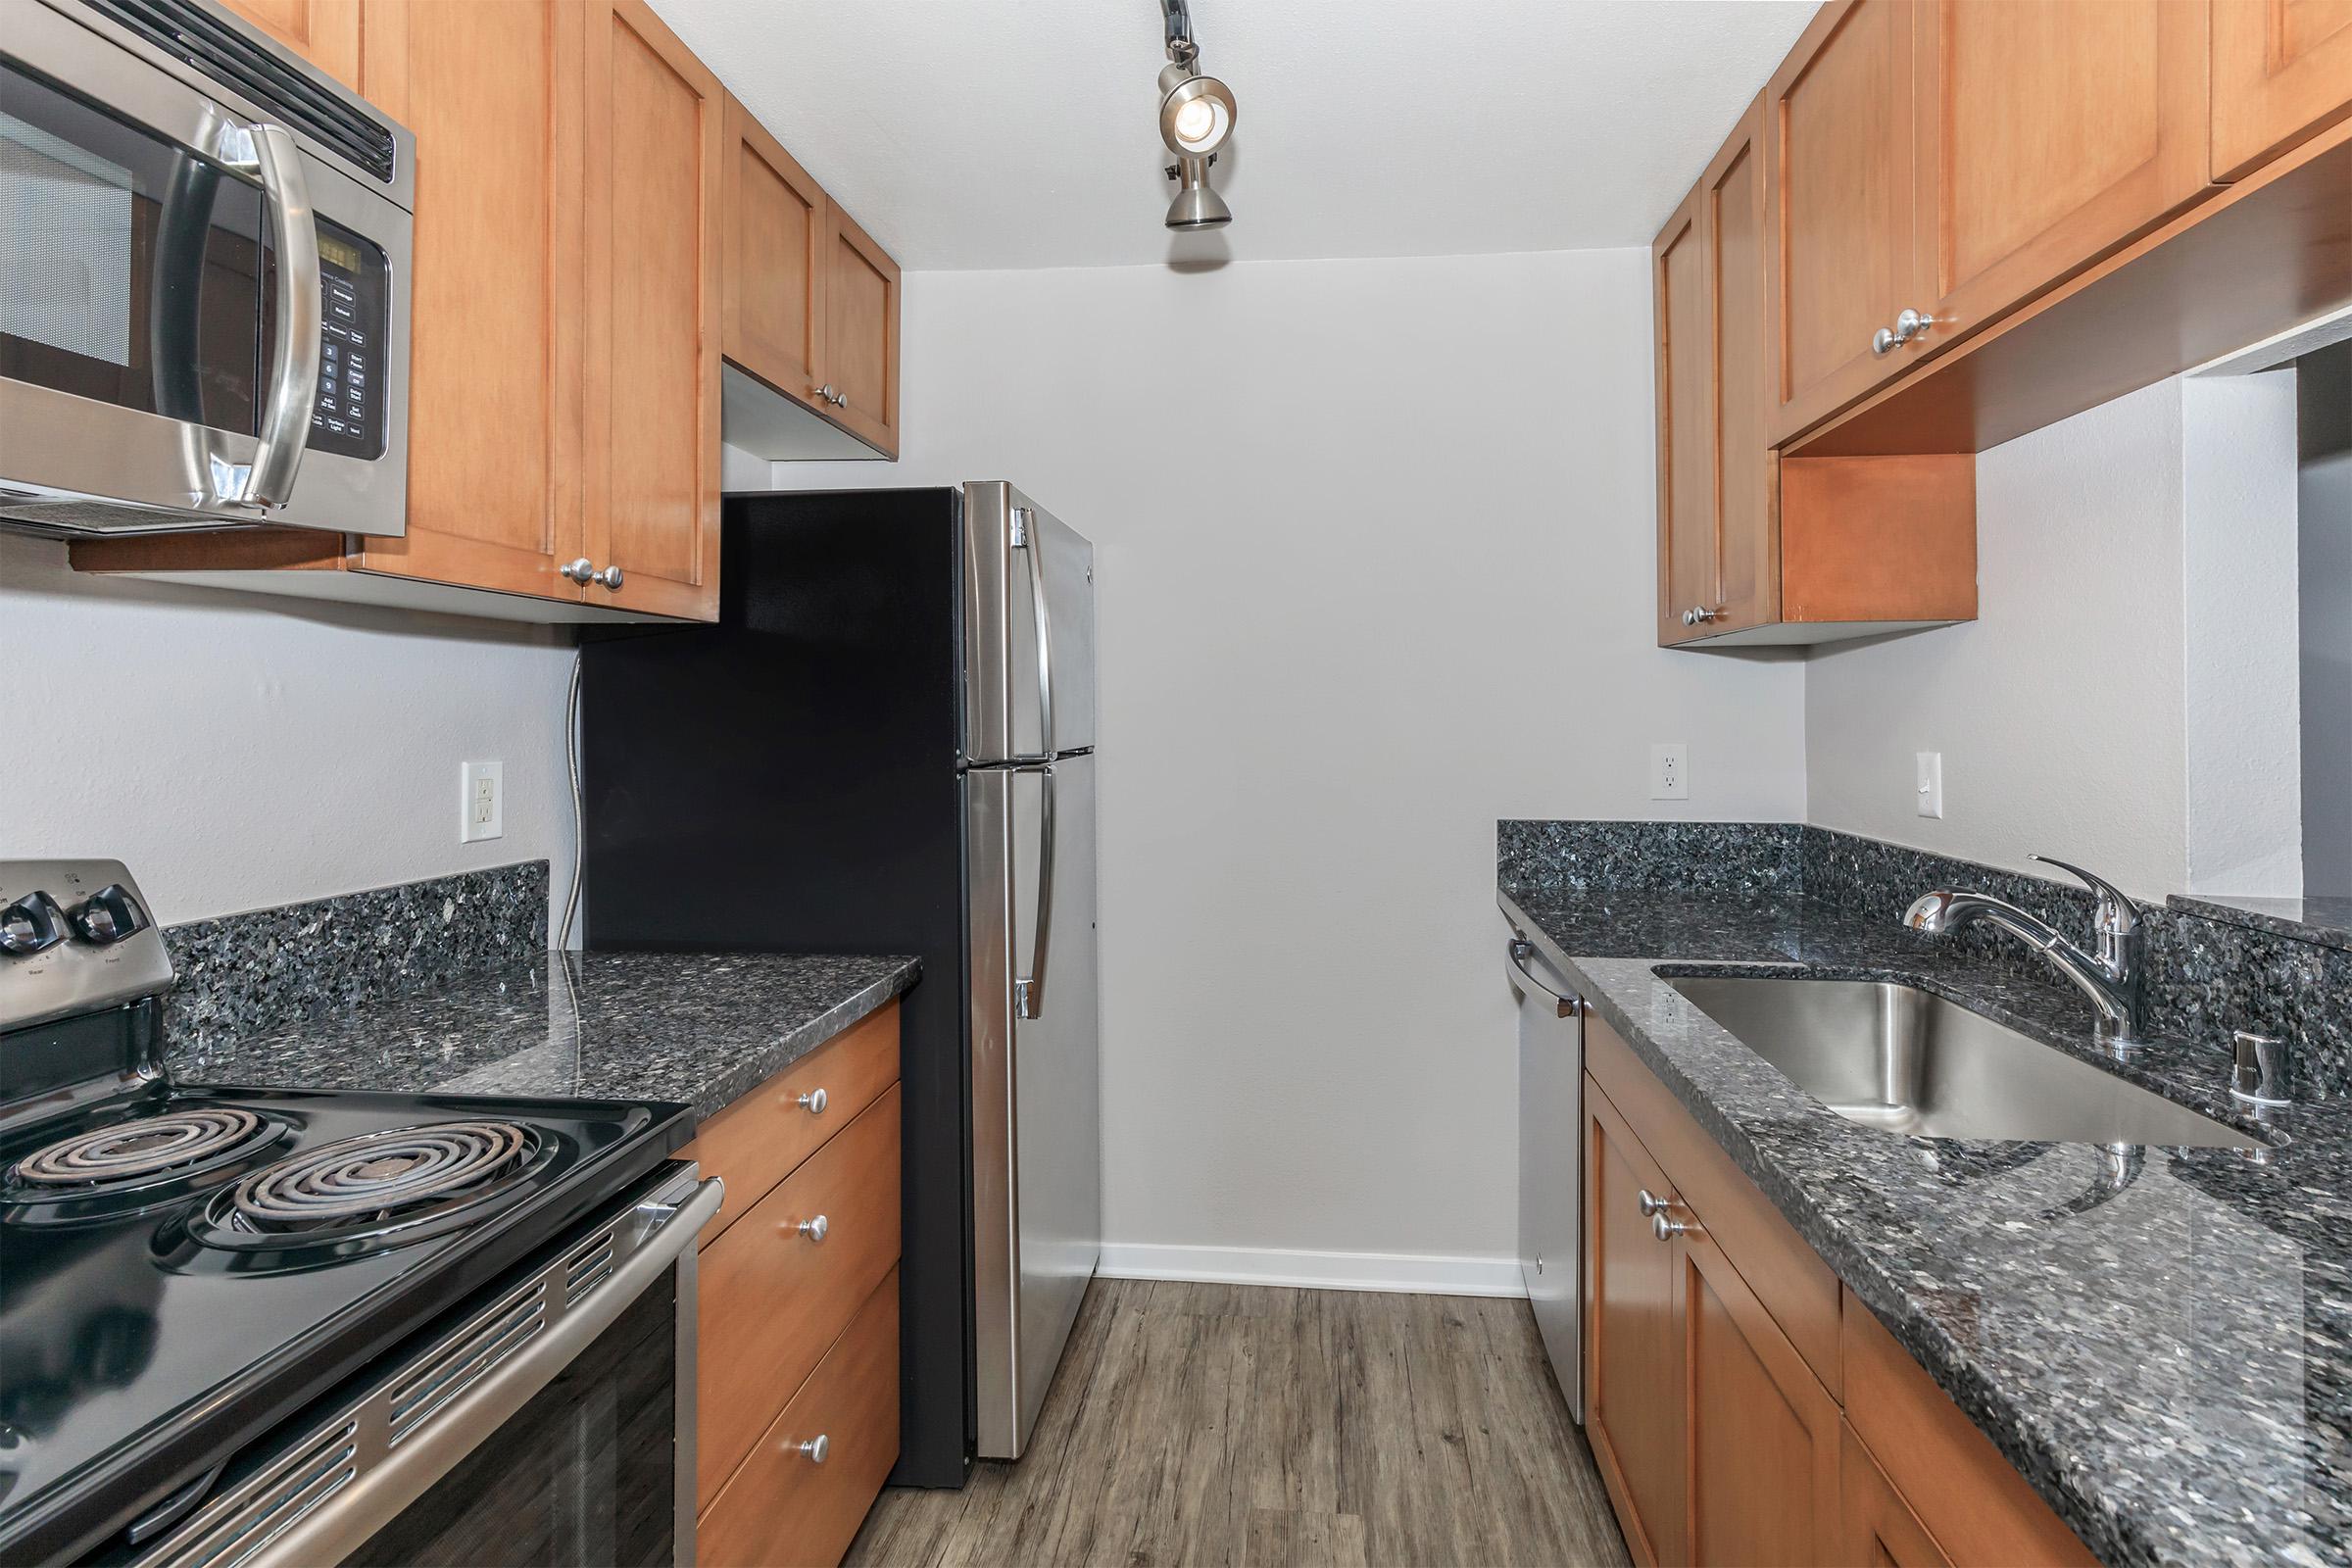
top-left (1015, 761), bottom-right (1056, 1019)
top-left (1014, 507), bottom-right (1055, 759)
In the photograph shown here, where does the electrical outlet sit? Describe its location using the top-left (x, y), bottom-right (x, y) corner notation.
top-left (1915, 751), bottom-right (1943, 818)
top-left (462, 760), bottom-right (504, 843)
top-left (1650, 743), bottom-right (1690, 802)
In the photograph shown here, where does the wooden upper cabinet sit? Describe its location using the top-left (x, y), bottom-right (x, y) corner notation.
top-left (1678, 1227), bottom-right (1841, 1567)
top-left (582, 0), bottom-right (723, 622)
top-left (1654, 185), bottom-right (1716, 646)
top-left (722, 93), bottom-right (828, 407)
top-left (819, 201), bottom-right (903, 457)
top-left (1585, 1085), bottom-right (1684, 1567)
top-left (216, 0), bottom-right (362, 85)
top-left (2213, 0), bottom-right (2352, 179)
top-left (1656, 98), bottom-right (1778, 647)
top-left (1766, 0), bottom-right (1920, 443)
top-left (1912, 0), bottom-right (2211, 352)
top-left (350, 0), bottom-right (586, 604)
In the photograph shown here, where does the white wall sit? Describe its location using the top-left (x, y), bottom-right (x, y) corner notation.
top-left (778, 251), bottom-right (1808, 1282)
top-left (1804, 379), bottom-right (2191, 897)
top-left (0, 534), bottom-right (578, 927)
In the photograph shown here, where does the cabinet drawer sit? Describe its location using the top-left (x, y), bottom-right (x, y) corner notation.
top-left (1840, 1289), bottom-right (2095, 1566)
top-left (1585, 1014), bottom-right (1842, 1394)
top-left (684, 1002), bottom-right (900, 1245)
top-left (697, 1083), bottom-right (901, 1509)
top-left (1841, 1420), bottom-right (1951, 1567)
top-left (700, 1266), bottom-right (900, 1568)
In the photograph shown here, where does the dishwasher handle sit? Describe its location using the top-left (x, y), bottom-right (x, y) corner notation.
top-left (1508, 938), bottom-right (1581, 1019)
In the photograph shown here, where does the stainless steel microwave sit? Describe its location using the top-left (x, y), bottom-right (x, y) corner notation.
top-left (0, 0), bottom-right (413, 536)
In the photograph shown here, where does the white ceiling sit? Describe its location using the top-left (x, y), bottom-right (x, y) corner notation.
top-left (650, 0), bottom-right (1818, 272)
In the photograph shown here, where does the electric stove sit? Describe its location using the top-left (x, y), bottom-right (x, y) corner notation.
top-left (0, 860), bottom-right (697, 1565)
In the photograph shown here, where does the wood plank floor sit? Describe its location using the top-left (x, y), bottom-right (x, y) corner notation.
top-left (846, 1278), bottom-right (1630, 1568)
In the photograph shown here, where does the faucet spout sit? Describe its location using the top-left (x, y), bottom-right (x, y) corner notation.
top-left (1901, 868), bottom-right (2147, 1049)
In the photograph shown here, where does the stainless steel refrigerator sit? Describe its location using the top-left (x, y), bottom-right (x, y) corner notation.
top-left (580, 482), bottom-right (1102, 1486)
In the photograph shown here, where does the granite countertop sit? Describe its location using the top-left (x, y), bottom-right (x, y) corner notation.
top-left (168, 951), bottom-right (921, 1123)
top-left (1499, 881), bottom-right (2352, 1568)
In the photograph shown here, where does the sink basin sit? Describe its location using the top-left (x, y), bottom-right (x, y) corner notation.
top-left (1664, 974), bottom-right (2258, 1150)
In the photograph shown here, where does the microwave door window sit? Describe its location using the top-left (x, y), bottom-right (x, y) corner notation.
top-left (0, 62), bottom-right (263, 435)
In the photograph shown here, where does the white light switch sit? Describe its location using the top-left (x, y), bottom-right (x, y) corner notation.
top-left (462, 760), bottom-right (504, 843)
top-left (1650, 743), bottom-right (1690, 802)
top-left (1915, 752), bottom-right (1943, 818)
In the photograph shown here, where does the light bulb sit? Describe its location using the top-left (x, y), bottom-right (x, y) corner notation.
top-left (1172, 96), bottom-right (1219, 148)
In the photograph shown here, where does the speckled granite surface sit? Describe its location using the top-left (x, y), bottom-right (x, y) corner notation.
top-left (166, 951), bottom-right (920, 1121)
top-left (162, 862), bottom-right (550, 1054)
top-left (1498, 871), bottom-right (2352, 1568)
top-left (1505, 823), bottom-right (2352, 1099)
top-left (2170, 893), bottom-right (2352, 955)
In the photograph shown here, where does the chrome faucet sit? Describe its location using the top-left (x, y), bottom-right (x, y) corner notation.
top-left (1902, 856), bottom-right (2145, 1048)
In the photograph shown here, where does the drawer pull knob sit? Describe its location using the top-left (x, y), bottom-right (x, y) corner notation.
top-left (1653, 1212), bottom-right (1697, 1242)
top-left (795, 1214), bottom-right (830, 1243)
top-left (792, 1434), bottom-right (830, 1464)
top-left (1636, 1189), bottom-right (1670, 1217)
top-left (796, 1088), bottom-right (828, 1114)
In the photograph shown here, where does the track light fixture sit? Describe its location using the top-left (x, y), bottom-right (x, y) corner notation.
top-left (1158, 0), bottom-right (1236, 230)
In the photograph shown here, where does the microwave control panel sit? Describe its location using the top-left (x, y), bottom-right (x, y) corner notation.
top-left (304, 219), bottom-right (391, 462)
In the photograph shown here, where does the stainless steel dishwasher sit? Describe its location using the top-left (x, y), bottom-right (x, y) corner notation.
top-left (1506, 919), bottom-right (1585, 1422)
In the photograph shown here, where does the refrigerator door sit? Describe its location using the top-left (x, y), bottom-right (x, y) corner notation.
top-left (963, 481), bottom-right (1097, 763)
top-left (1509, 926), bottom-right (1585, 1423)
top-left (966, 752), bottom-right (1102, 1459)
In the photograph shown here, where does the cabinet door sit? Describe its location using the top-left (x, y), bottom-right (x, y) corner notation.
top-left (722, 93), bottom-right (828, 407)
top-left (2214, 0), bottom-right (2352, 178)
top-left (1765, 0), bottom-right (1921, 442)
top-left (1585, 1084), bottom-right (1683, 1567)
top-left (1913, 0), bottom-right (2209, 346)
top-left (1702, 98), bottom-right (1776, 638)
top-left (349, 0), bottom-right (587, 603)
top-left (1653, 183), bottom-right (1716, 646)
top-left (217, 0), bottom-right (361, 85)
top-left (1842, 1423), bottom-right (1954, 1568)
top-left (1678, 1225), bottom-right (1841, 1567)
top-left (818, 201), bottom-right (902, 457)
top-left (582, 0), bottom-right (723, 622)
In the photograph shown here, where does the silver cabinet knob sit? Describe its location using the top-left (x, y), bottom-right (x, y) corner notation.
top-left (560, 557), bottom-right (596, 583)
top-left (1872, 325), bottom-right (1899, 357)
top-left (1681, 609), bottom-right (1696, 626)
top-left (795, 1087), bottom-right (828, 1115)
top-left (1684, 606), bottom-right (1719, 626)
top-left (811, 383), bottom-right (847, 408)
top-left (1893, 307), bottom-right (1937, 344)
top-left (792, 1434), bottom-right (830, 1464)
top-left (1637, 1188), bottom-right (1670, 1217)
top-left (1653, 1212), bottom-right (1697, 1242)
top-left (590, 564), bottom-right (623, 590)
top-left (795, 1213), bottom-right (830, 1243)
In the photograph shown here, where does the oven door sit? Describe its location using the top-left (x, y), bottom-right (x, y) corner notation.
top-left (130, 1168), bottom-right (720, 1568)
top-left (0, 0), bottom-right (411, 536)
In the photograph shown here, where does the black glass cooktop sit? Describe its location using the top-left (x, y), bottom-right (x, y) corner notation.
top-left (0, 1082), bottom-right (691, 1565)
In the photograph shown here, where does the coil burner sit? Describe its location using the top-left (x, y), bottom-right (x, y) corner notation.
top-left (11, 1107), bottom-right (274, 1193)
top-left (193, 1120), bottom-right (552, 1255)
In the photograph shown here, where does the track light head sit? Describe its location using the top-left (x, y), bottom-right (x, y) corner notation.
top-left (1157, 63), bottom-right (1237, 159)
top-left (1164, 157), bottom-right (1232, 230)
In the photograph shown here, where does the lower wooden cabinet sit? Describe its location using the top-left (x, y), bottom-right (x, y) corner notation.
top-left (682, 1004), bottom-right (903, 1567)
top-left (1583, 1011), bottom-right (2096, 1568)
top-left (700, 1268), bottom-right (902, 1568)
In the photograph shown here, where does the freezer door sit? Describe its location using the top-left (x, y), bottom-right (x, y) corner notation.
top-left (1510, 928), bottom-right (1585, 1423)
top-left (963, 481), bottom-right (1098, 763)
top-left (967, 753), bottom-right (1102, 1458)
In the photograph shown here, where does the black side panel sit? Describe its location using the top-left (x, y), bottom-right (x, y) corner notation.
top-left (581, 487), bottom-right (972, 1489)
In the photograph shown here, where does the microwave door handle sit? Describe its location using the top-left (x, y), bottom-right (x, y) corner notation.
top-left (235, 123), bottom-right (321, 509)
top-left (1014, 761), bottom-right (1056, 1019)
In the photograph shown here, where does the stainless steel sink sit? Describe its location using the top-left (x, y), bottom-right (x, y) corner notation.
top-left (1665, 974), bottom-right (2258, 1150)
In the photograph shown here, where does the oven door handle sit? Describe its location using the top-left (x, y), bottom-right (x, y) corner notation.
top-left (242, 1176), bottom-right (723, 1568)
top-left (228, 122), bottom-right (322, 511)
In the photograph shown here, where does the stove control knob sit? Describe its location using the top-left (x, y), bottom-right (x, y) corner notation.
top-left (71, 884), bottom-right (149, 945)
top-left (0, 892), bottom-right (69, 956)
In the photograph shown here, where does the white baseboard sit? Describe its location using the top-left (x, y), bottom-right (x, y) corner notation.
top-left (1097, 1242), bottom-right (1527, 1298)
